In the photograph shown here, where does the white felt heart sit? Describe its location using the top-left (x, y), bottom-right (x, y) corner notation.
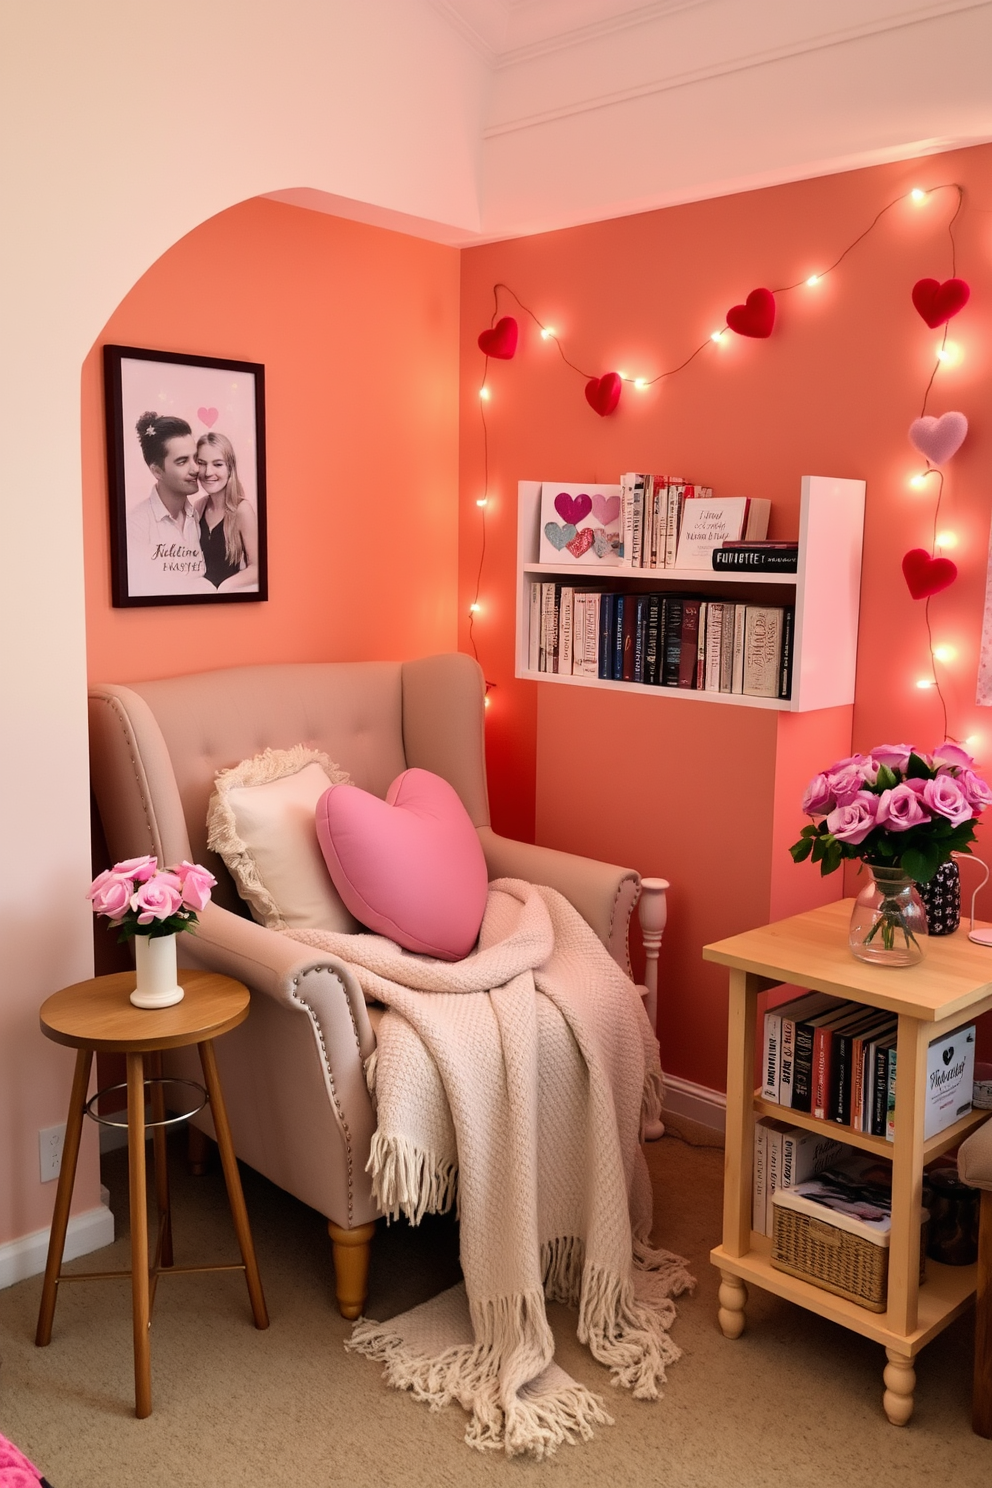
top-left (908, 412), bottom-right (968, 466)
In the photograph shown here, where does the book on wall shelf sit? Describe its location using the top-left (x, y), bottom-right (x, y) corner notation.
top-left (515, 475), bottom-right (867, 714)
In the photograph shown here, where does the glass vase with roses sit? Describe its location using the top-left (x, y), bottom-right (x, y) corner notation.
top-left (790, 743), bottom-right (991, 965)
top-left (87, 855), bottom-right (217, 1007)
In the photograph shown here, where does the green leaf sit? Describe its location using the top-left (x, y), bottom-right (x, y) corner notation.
top-left (875, 764), bottom-right (898, 791)
top-left (906, 752), bottom-right (932, 781)
top-left (790, 837), bottom-right (814, 863)
top-left (902, 845), bottom-right (939, 883)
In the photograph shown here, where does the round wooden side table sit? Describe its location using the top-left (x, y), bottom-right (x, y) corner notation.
top-left (36, 969), bottom-right (269, 1418)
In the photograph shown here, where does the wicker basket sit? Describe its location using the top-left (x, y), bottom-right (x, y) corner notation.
top-left (771, 1203), bottom-right (926, 1312)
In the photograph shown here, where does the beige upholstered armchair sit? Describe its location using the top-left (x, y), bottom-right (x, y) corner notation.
top-left (89, 654), bottom-right (664, 1318)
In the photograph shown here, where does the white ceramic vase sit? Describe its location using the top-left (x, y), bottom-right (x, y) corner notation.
top-left (130, 933), bottom-right (184, 1009)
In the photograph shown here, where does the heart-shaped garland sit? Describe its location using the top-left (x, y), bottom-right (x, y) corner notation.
top-left (911, 278), bottom-right (970, 329)
top-left (584, 373), bottom-right (621, 417)
top-left (726, 288), bottom-right (775, 339)
top-left (902, 548), bottom-right (958, 600)
top-left (908, 412), bottom-right (968, 466)
top-left (477, 316), bottom-right (519, 359)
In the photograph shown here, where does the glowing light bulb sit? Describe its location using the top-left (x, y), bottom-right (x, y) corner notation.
top-left (911, 187), bottom-right (927, 202)
top-left (967, 734), bottom-right (981, 748)
top-left (936, 530), bottom-right (958, 549)
top-left (711, 330), bottom-right (724, 343)
top-left (476, 497), bottom-right (488, 507)
top-left (933, 645), bottom-right (956, 664)
top-left (910, 473), bottom-right (928, 488)
top-left (479, 386), bottom-right (490, 400)
top-left (469, 602), bottom-right (481, 614)
top-left (916, 678), bottom-right (935, 690)
top-left (806, 275), bottom-right (821, 287)
top-left (484, 695), bottom-right (491, 708)
top-left (540, 327), bottom-right (554, 340)
top-left (634, 378), bottom-right (648, 389)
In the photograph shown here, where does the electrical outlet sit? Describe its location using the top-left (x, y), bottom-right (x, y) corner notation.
top-left (39, 1123), bottom-right (66, 1182)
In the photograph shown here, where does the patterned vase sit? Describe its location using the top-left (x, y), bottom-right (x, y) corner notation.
top-left (915, 859), bottom-right (961, 937)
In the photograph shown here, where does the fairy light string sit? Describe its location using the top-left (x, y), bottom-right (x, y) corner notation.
top-left (470, 181), bottom-right (971, 735)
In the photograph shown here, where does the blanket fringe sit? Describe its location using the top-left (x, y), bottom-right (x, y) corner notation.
top-left (367, 1130), bottom-right (457, 1225)
top-left (641, 1063), bottom-right (666, 1133)
top-left (349, 1290), bottom-right (613, 1460)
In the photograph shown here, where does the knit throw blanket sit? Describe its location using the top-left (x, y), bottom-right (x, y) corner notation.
top-left (286, 879), bottom-right (693, 1458)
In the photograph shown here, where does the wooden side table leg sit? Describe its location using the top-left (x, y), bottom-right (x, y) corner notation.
top-left (974, 1189), bottom-right (992, 1438)
top-left (198, 1039), bottom-right (269, 1330)
top-left (328, 1221), bottom-right (376, 1319)
top-left (127, 1051), bottom-right (152, 1419)
top-left (883, 1348), bottom-right (915, 1426)
top-left (717, 1269), bottom-right (748, 1339)
top-left (148, 1052), bottom-right (173, 1268)
top-left (36, 1047), bottom-right (93, 1347)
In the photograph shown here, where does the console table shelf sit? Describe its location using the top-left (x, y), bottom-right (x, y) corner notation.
top-left (704, 898), bottom-right (992, 1425)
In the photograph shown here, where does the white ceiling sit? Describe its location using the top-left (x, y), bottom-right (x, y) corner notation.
top-left (272, 0), bottom-right (992, 241)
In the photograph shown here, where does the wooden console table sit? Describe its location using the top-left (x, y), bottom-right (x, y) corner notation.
top-left (704, 899), bottom-right (992, 1425)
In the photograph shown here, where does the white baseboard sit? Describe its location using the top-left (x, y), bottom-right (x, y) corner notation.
top-left (663, 1073), bottom-right (727, 1134)
top-left (0, 1202), bottom-right (115, 1291)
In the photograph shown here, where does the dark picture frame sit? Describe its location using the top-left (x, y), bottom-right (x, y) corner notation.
top-left (104, 344), bottom-right (267, 606)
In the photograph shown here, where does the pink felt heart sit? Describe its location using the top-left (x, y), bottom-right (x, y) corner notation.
top-left (314, 768), bottom-right (488, 960)
top-left (585, 373), bottom-right (621, 417)
top-left (197, 406), bottom-right (218, 427)
top-left (477, 316), bottom-right (518, 359)
top-left (554, 491), bottom-right (592, 525)
top-left (592, 493), bottom-right (620, 525)
top-left (908, 412), bottom-right (968, 466)
top-left (726, 288), bottom-right (775, 338)
top-left (902, 548), bottom-right (958, 600)
top-left (911, 278), bottom-right (970, 329)
top-left (565, 527), bottom-right (595, 559)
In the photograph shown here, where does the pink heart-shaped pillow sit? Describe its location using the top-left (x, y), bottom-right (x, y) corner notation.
top-left (908, 412), bottom-right (968, 466)
top-left (477, 316), bottom-right (518, 359)
top-left (585, 373), bottom-right (621, 417)
top-left (726, 288), bottom-right (775, 338)
top-left (315, 769), bottom-right (488, 960)
top-left (902, 548), bottom-right (958, 600)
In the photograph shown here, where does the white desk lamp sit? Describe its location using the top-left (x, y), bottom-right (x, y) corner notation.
top-left (961, 853), bottom-right (992, 945)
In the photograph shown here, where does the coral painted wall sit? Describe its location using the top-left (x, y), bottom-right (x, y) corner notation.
top-left (84, 198), bottom-right (460, 684)
top-left (459, 144), bottom-right (992, 1094)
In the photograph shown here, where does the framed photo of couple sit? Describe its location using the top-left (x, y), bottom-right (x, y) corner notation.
top-left (104, 344), bottom-right (268, 606)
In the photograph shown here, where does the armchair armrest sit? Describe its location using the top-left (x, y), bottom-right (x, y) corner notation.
top-left (959, 1121), bottom-right (992, 1191)
top-left (180, 899), bottom-right (376, 1061)
top-left (477, 827), bottom-right (640, 975)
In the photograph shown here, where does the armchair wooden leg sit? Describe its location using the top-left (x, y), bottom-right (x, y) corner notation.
top-left (975, 1189), bottom-right (992, 1438)
top-left (638, 877), bottom-right (669, 1141)
top-left (187, 1122), bottom-right (212, 1176)
top-left (328, 1221), bottom-right (376, 1320)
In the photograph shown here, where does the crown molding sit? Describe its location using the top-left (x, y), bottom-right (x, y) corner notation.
top-left (484, 0), bottom-right (992, 136)
top-left (496, 0), bottom-right (713, 67)
top-left (425, 0), bottom-right (506, 60)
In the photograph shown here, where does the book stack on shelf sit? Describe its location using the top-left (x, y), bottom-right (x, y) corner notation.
top-left (619, 475), bottom-right (771, 572)
top-left (762, 993), bottom-right (976, 1142)
top-left (712, 540), bottom-right (799, 573)
top-left (752, 1118), bottom-right (848, 1237)
top-left (529, 583), bottom-right (794, 699)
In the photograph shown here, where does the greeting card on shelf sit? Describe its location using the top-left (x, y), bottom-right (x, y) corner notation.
top-left (674, 496), bottom-right (770, 569)
top-left (538, 482), bottom-right (623, 566)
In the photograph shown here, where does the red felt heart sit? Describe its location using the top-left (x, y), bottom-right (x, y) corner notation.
top-left (584, 372), bottom-right (621, 417)
top-left (726, 288), bottom-right (776, 339)
top-left (902, 548), bottom-right (958, 600)
top-left (911, 278), bottom-right (970, 329)
top-left (478, 316), bottom-right (518, 359)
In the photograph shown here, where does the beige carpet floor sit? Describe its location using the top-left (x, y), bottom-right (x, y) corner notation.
top-left (0, 1116), bottom-right (988, 1487)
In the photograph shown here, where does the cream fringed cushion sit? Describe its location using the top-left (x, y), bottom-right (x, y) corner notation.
top-left (206, 745), bottom-right (359, 933)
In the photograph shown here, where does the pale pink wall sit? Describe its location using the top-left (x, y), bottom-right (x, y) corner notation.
top-left (460, 144), bottom-right (992, 1093)
top-left (84, 198), bottom-right (460, 683)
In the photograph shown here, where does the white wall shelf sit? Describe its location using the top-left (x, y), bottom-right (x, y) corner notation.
top-left (515, 476), bottom-right (865, 714)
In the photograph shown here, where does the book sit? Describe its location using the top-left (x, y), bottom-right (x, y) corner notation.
top-left (630, 473), bottom-right (648, 569)
top-left (742, 607), bottom-right (784, 698)
top-left (886, 1044), bottom-right (898, 1142)
top-left (528, 582), bottom-right (541, 672)
top-left (764, 1117), bottom-right (793, 1236)
top-left (779, 606), bottom-right (795, 700)
top-left (558, 587), bottom-right (574, 675)
top-left (812, 1002), bottom-right (860, 1120)
top-left (613, 593), bottom-right (626, 680)
top-left (540, 582), bottom-right (556, 672)
top-left (780, 1128), bottom-right (847, 1190)
top-left (753, 1119), bottom-right (769, 1236)
top-left (662, 598), bottom-right (684, 687)
top-left (678, 600), bottom-right (701, 688)
top-left (850, 1014), bottom-right (896, 1131)
top-left (664, 483), bottom-right (683, 569)
top-left (712, 546), bottom-right (798, 573)
top-left (675, 496), bottom-right (754, 569)
top-left (703, 602), bottom-right (724, 691)
top-left (696, 603), bottom-right (707, 689)
top-left (925, 1023), bottom-right (975, 1138)
top-left (550, 582), bottom-right (562, 673)
top-left (620, 474), bottom-right (636, 568)
top-left (633, 594), bottom-right (648, 684)
top-left (870, 1030), bottom-right (898, 1136)
top-left (598, 592), bottom-right (615, 679)
top-left (731, 605), bottom-right (746, 693)
top-left (644, 593), bottom-right (663, 686)
top-left (580, 593), bottom-right (602, 676)
top-left (762, 1004), bottom-right (784, 1103)
top-left (719, 608), bottom-right (735, 692)
top-left (779, 992), bottom-right (838, 1107)
top-left (829, 1005), bottom-right (889, 1125)
top-left (791, 996), bottom-right (845, 1113)
top-left (621, 594), bottom-right (637, 681)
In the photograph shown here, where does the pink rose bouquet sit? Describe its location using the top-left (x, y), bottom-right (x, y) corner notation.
top-left (791, 743), bottom-right (989, 882)
top-left (87, 856), bottom-right (217, 941)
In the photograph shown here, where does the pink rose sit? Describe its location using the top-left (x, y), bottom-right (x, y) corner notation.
top-left (131, 871), bottom-right (183, 924)
top-left (173, 860), bottom-right (217, 912)
top-left (871, 744), bottom-right (918, 772)
top-left (87, 869), bottom-right (133, 920)
top-left (112, 855), bottom-right (158, 883)
top-left (875, 783), bottom-right (931, 831)
top-left (825, 792), bottom-right (878, 845)
top-left (826, 763), bottom-right (867, 807)
top-left (825, 752), bottom-right (879, 785)
top-left (960, 770), bottom-right (992, 812)
top-left (802, 773), bottom-right (833, 815)
top-left (922, 775), bottom-right (973, 826)
top-left (933, 741), bottom-right (975, 771)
